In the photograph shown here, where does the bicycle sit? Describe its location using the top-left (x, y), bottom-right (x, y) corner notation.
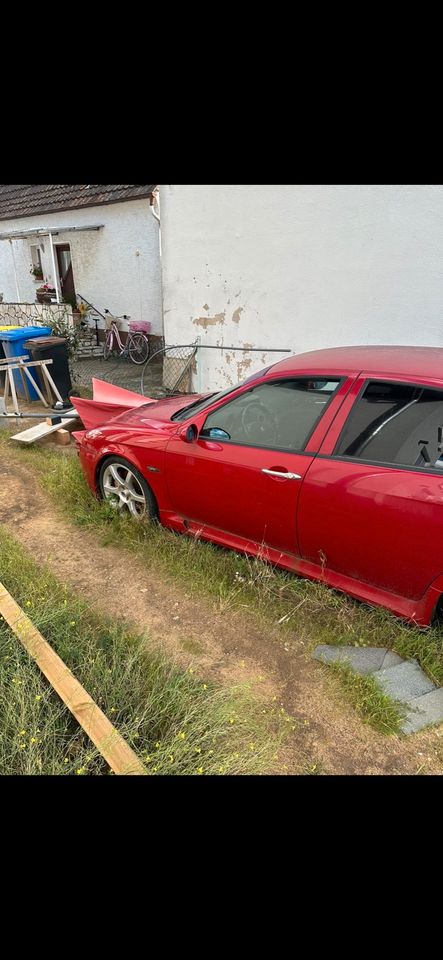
top-left (103, 309), bottom-right (151, 365)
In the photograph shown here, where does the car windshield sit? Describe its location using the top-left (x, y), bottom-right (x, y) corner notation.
top-left (171, 365), bottom-right (273, 421)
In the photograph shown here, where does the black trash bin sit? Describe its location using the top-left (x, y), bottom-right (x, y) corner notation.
top-left (23, 336), bottom-right (72, 403)
top-left (0, 341), bottom-right (5, 391)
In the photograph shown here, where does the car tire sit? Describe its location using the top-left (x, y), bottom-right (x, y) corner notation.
top-left (98, 456), bottom-right (158, 521)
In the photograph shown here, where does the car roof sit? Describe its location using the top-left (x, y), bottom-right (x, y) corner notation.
top-left (268, 345), bottom-right (443, 381)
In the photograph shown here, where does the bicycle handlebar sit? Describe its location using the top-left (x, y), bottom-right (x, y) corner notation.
top-left (104, 309), bottom-right (131, 320)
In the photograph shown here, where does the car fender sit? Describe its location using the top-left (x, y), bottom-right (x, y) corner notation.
top-left (94, 441), bottom-right (171, 513)
top-left (421, 572), bottom-right (443, 623)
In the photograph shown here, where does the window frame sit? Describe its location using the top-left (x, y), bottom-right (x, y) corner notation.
top-left (331, 376), bottom-right (443, 474)
top-left (29, 243), bottom-right (44, 279)
top-left (199, 375), bottom-right (345, 456)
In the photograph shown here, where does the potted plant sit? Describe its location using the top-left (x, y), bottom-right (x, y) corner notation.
top-left (30, 264), bottom-right (44, 281)
top-left (76, 300), bottom-right (92, 328)
top-left (36, 283), bottom-right (56, 304)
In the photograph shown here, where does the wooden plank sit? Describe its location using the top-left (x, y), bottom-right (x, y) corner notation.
top-left (0, 582), bottom-right (147, 776)
top-left (0, 355), bottom-right (29, 365)
top-left (18, 365), bottom-right (31, 402)
top-left (11, 418), bottom-right (77, 444)
top-left (0, 358), bottom-right (54, 371)
top-left (41, 363), bottom-right (63, 403)
top-left (8, 367), bottom-right (20, 416)
top-left (23, 366), bottom-right (49, 406)
top-left (42, 365), bottom-right (53, 404)
top-left (54, 428), bottom-right (71, 446)
top-left (3, 369), bottom-right (10, 408)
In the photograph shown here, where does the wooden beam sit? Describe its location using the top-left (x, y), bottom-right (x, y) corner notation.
top-left (40, 363), bottom-right (63, 404)
top-left (11, 418), bottom-right (78, 444)
top-left (18, 365), bottom-right (31, 403)
top-left (0, 582), bottom-right (147, 776)
top-left (54, 428), bottom-right (71, 446)
top-left (8, 367), bottom-right (20, 416)
top-left (0, 355), bottom-right (29, 365)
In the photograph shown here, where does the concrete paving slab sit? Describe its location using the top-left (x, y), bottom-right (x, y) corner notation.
top-left (375, 661), bottom-right (435, 702)
top-left (313, 644), bottom-right (400, 675)
top-left (401, 688), bottom-right (443, 734)
top-left (380, 650), bottom-right (404, 669)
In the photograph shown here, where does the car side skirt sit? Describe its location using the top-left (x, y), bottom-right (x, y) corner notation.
top-left (160, 512), bottom-right (438, 627)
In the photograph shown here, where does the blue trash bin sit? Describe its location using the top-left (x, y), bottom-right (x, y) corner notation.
top-left (1, 326), bottom-right (53, 400)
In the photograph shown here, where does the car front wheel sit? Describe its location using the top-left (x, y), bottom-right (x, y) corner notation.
top-left (98, 456), bottom-right (157, 520)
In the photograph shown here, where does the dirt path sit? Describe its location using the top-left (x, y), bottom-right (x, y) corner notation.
top-left (1, 452), bottom-right (442, 775)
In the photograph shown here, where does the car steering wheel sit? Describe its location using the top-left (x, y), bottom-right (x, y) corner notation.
top-left (241, 401), bottom-right (278, 443)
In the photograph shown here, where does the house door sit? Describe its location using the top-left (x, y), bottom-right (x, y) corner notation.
top-left (56, 244), bottom-right (76, 306)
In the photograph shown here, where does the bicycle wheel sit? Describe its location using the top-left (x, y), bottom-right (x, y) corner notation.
top-left (103, 331), bottom-right (113, 360)
top-left (128, 333), bottom-right (149, 364)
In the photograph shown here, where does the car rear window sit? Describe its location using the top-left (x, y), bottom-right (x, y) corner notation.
top-left (335, 380), bottom-right (443, 468)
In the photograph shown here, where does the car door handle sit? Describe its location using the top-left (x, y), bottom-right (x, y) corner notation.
top-left (261, 469), bottom-right (302, 480)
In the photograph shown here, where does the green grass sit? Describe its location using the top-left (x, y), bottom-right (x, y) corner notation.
top-left (2, 432), bottom-right (443, 734)
top-left (0, 526), bottom-right (292, 775)
top-left (327, 663), bottom-right (405, 734)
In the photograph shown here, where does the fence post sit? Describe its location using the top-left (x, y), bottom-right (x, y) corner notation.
top-left (195, 336), bottom-right (202, 393)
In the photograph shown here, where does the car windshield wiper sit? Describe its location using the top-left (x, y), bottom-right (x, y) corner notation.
top-left (171, 394), bottom-right (217, 421)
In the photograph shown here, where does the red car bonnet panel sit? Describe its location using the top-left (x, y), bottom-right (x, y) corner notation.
top-left (106, 393), bottom-right (208, 427)
top-left (70, 379), bottom-right (155, 431)
top-left (90, 378), bottom-right (150, 405)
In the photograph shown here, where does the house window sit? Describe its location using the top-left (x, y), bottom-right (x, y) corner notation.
top-left (30, 244), bottom-right (44, 280)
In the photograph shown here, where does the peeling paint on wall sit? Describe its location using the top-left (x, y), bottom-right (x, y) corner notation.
top-left (193, 311), bottom-right (226, 329)
top-left (235, 357), bottom-right (252, 381)
top-left (232, 307), bottom-right (243, 324)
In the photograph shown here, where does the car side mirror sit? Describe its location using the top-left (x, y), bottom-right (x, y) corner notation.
top-left (181, 424), bottom-right (198, 443)
top-left (206, 427), bottom-right (231, 440)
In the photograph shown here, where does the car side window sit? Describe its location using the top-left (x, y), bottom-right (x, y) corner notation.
top-left (335, 380), bottom-right (443, 468)
top-left (201, 378), bottom-right (341, 451)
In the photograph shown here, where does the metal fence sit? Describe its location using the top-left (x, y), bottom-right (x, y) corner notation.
top-left (140, 341), bottom-right (291, 397)
top-left (71, 340), bottom-right (291, 398)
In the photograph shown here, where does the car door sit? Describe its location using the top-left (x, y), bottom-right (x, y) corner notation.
top-left (165, 375), bottom-right (348, 555)
top-left (298, 374), bottom-right (443, 600)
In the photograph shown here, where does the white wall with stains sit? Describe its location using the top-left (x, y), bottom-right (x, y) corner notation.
top-left (0, 198), bottom-right (162, 334)
top-left (159, 184), bottom-right (443, 391)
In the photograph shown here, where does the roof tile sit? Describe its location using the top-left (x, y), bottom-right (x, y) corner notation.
top-left (0, 185), bottom-right (156, 221)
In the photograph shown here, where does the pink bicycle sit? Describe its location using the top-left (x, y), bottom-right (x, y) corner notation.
top-left (103, 310), bottom-right (151, 365)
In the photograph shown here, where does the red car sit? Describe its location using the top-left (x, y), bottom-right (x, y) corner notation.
top-left (74, 345), bottom-right (443, 626)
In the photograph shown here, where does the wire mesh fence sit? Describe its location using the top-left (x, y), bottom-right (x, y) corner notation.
top-left (72, 343), bottom-right (198, 399)
top-left (71, 340), bottom-right (291, 399)
top-left (71, 354), bottom-right (162, 396)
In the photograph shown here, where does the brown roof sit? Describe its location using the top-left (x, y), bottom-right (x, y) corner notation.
top-left (0, 185), bottom-right (157, 221)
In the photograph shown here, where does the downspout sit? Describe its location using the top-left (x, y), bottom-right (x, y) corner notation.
top-left (9, 239), bottom-right (21, 301)
top-left (48, 231), bottom-right (61, 303)
top-left (150, 188), bottom-right (160, 223)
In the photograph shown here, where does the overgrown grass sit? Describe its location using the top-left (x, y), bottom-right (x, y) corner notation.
top-left (0, 526), bottom-right (292, 775)
top-left (2, 432), bottom-right (443, 734)
top-left (328, 664), bottom-right (405, 735)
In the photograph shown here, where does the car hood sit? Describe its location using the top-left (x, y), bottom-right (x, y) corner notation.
top-left (107, 393), bottom-right (208, 427)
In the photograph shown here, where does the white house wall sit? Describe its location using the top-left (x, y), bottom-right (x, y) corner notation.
top-left (0, 198), bottom-right (162, 334)
top-left (160, 184), bottom-right (443, 392)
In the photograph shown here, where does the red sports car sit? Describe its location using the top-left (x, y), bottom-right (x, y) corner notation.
top-left (74, 346), bottom-right (443, 626)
